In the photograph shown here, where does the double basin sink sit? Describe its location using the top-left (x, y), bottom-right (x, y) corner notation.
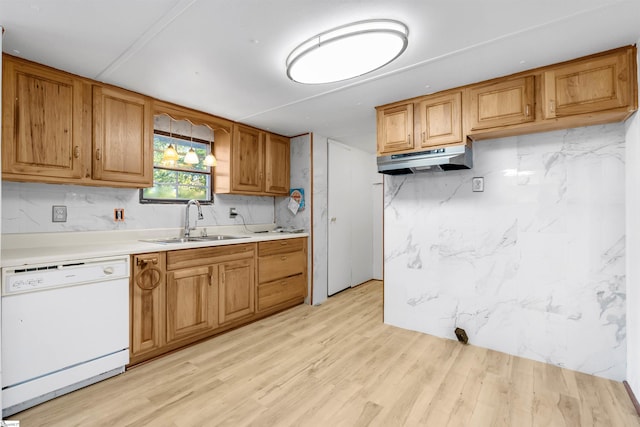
top-left (142, 235), bottom-right (248, 244)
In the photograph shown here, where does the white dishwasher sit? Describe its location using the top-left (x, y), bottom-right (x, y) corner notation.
top-left (1, 255), bottom-right (130, 417)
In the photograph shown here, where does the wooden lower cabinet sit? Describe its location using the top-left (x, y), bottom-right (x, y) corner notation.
top-left (130, 252), bottom-right (166, 364)
top-left (130, 239), bottom-right (307, 366)
top-left (166, 265), bottom-right (218, 344)
top-left (218, 257), bottom-right (255, 323)
top-left (257, 237), bottom-right (308, 313)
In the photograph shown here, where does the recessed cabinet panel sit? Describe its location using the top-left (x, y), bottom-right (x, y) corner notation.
top-left (93, 85), bottom-right (153, 185)
top-left (231, 124), bottom-right (264, 193)
top-left (166, 265), bottom-right (217, 343)
top-left (218, 257), bottom-right (255, 324)
top-left (542, 51), bottom-right (632, 119)
top-left (2, 58), bottom-right (83, 179)
top-left (377, 103), bottom-right (414, 154)
top-left (469, 76), bottom-right (535, 131)
top-left (418, 91), bottom-right (462, 147)
top-left (265, 133), bottom-right (290, 195)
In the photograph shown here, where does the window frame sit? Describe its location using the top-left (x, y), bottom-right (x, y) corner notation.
top-left (139, 129), bottom-right (214, 205)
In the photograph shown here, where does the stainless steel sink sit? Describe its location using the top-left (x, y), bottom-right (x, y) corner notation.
top-left (195, 235), bottom-right (247, 241)
top-left (141, 235), bottom-right (247, 244)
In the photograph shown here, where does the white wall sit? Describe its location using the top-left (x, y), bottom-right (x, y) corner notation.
top-left (311, 134), bottom-right (329, 305)
top-left (313, 136), bottom-right (378, 301)
top-left (384, 123), bottom-right (627, 381)
top-left (372, 162), bottom-right (384, 281)
top-left (349, 147), bottom-right (379, 285)
top-left (626, 40), bottom-right (640, 396)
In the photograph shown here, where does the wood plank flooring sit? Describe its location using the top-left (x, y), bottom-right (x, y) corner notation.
top-left (12, 281), bottom-right (640, 426)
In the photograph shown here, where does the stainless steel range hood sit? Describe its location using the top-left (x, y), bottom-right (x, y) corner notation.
top-left (377, 144), bottom-right (473, 175)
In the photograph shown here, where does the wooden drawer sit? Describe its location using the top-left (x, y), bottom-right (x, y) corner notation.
top-left (257, 274), bottom-right (306, 312)
top-left (167, 243), bottom-right (255, 270)
top-left (258, 251), bottom-right (306, 283)
top-left (258, 238), bottom-right (305, 257)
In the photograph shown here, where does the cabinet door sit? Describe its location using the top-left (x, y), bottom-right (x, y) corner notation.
top-left (377, 103), bottom-right (414, 154)
top-left (2, 57), bottom-right (83, 179)
top-left (264, 133), bottom-right (290, 195)
top-left (218, 257), bottom-right (255, 324)
top-left (232, 124), bottom-right (264, 193)
top-left (418, 91), bottom-right (462, 148)
top-left (92, 85), bottom-right (153, 186)
top-left (130, 253), bottom-right (166, 361)
top-left (542, 49), bottom-right (634, 119)
top-left (468, 76), bottom-right (534, 131)
top-left (166, 265), bottom-right (218, 344)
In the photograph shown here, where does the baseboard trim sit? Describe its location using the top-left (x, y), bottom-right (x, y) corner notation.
top-left (623, 381), bottom-right (640, 417)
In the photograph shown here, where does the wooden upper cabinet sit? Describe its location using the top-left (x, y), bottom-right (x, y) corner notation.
top-left (231, 124), bottom-right (264, 193)
top-left (2, 55), bottom-right (154, 188)
top-left (93, 85), bottom-right (153, 186)
top-left (542, 47), bottom-right (635, 119)
top-left (264, 133), bottom-right (290, 195)
top-left (468, 76), bottom-right (535, 131)
top-left (418, 91), bottom-right (463, 148)
top-left (2, 56), bottom-right (84, 179)
top-left (377, 103), bottom-right (414, 154)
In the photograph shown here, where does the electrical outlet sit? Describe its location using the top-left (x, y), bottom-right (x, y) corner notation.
top-left (229, 207), bottom-right (238, 218)
top-left (52, 205), bottom-right (67, 222)
top-left (472, 177), bottom-right (484, 192)
top-left (114, 208), bottom-right (125, 222)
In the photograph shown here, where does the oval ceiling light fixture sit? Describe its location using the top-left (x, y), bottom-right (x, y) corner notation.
top-left (286, 19), bottom-right (409, 84)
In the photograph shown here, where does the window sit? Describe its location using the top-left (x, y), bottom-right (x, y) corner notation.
top-left (141, 116), bottom-right (214, 203)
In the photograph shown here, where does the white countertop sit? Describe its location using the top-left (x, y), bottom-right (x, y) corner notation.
top-left (1, 225), bottom-right (309, 268)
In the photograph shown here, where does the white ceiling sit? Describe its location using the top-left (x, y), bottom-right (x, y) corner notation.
top-left (1, 0), bottom-right (639, 153)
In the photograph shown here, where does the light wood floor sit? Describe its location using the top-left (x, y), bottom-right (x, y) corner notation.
top-left (12, 281), bottom-right (640, 426)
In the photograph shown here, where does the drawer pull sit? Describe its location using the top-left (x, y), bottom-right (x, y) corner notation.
top-left (281, 256), bottom-right (287, 261)
top-left (136, 256), bottom-right (158, 266)
top-left (135, 267), bottom-right (161, 290)
top-left (280, 241), bottom-right (287, 246)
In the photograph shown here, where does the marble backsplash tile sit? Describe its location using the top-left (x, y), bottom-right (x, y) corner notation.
top-left (383, 123), bottom-right (626, 380)
top-left (1, 182), bottom-right (276, 234)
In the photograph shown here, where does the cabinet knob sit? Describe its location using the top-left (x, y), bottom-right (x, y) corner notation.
top-left (73, 146), bottom-right (80, 158)
top-left (525, 104), bottom-right (530, 117)
top-left (95, 149), bottom-right (101, 161)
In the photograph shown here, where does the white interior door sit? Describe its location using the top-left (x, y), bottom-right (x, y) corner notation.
top-left (328, 141), bottom-right (352, 296)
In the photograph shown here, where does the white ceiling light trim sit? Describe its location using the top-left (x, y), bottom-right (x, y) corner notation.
top-left (286, 19), bottom-right (409, 84)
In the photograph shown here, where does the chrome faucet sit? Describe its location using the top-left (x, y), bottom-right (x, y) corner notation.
top-left (184, 199), bottom-right (203, 238)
